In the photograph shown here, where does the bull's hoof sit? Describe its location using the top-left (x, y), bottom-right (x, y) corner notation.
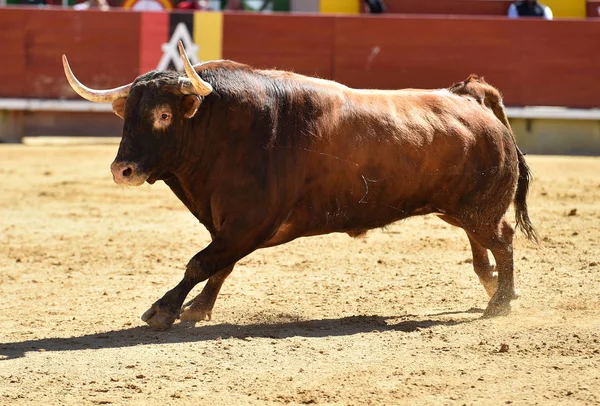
top-left (481, 300), bottom-right (511, 318)
top-left (141, 306), bottom-right (177, 330)
top-left (179, 306), bottom-right (212, 322)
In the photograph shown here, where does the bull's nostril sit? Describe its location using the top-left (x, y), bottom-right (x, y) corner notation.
top-left (122, 167), bottom-right (133, 177)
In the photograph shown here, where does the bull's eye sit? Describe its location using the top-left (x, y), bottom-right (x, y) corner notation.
top-left (152, 105), bottom-right (173, 130)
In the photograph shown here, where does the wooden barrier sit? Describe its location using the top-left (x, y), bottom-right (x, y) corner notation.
top-left (0, 8), bottom-right (599, 108)
top-left (333, 15), bottom-right (600, 108)
top-left (223, 13), bottom-right (335, 79)
top-left (369, 0), bottom-right (512, 16)
top-left (376, 0), bottom-right (587, 18)
top-left (0, 8), bottom-right (140, 99)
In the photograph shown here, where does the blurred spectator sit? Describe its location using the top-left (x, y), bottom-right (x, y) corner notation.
top-left (73, 0), bottom-right (110, 10)
top-left (364, 0), bottom-right (385, 14)
top-left (177, 0), bottom-right (210, 10)
top-left (508, 0), bottom-right (553, 20)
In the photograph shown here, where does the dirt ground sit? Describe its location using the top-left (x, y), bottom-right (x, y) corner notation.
top-left (0, 141), bottom-right (599, 405)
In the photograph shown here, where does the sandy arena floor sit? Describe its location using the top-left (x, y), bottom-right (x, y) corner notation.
top-left (0, 142), bottom-right (599, 405)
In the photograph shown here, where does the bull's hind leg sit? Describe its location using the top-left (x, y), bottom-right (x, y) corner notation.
top-left (179, 265), bottom-right (234, 322)
top-left (438, 215), bottom-right (498, 297)
top-left (466, 217), bottom-right (517, 318)
top-left (467, 235), bottom-right (498, 298)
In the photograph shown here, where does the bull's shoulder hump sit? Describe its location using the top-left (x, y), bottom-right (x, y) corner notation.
top-left (193, 60), bottom-right (250, 71)
top-left (195, 61), bottom-right (351, 94)
top-left (261, 70), bottom-right (351, 91)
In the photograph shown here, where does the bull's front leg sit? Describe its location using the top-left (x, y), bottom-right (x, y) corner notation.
top-left (141, 213), bottom-right (272, 330)
top-left (179, 265), bottom-right (235, 322)
top-left (141, 278), bottom-right (198, 330)
top-left (141, 253), bottom-right (233, 330)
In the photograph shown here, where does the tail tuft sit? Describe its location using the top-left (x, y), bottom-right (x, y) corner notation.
top-left (514, 149), bottom-right (539, 244)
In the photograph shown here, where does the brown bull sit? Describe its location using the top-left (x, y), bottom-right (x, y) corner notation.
top-left (63, 42), bottom-right (537, 330)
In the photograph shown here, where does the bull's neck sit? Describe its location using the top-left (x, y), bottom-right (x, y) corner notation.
top-left (172, 99), bottom-right (221, 188)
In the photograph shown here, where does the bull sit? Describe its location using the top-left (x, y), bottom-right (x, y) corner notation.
top-left (62, 42), bottom-right (537, 330)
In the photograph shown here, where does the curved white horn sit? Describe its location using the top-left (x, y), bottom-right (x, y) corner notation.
top-left (62, 55), bottom-right (131, 103)
top-left (178, 41), bottom-right (213, 96)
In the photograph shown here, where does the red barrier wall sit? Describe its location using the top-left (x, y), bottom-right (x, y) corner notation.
top-left (371, 0), bottom-right (512, 16)
top-left (223, 13), bottom-right (335, 79)
top-left (0, 8), bottom-right (140, 99)
top-left (1, 9), bottom-right (599, 108)
top-left (333, 15), bottom-right (600, 108)
top-left (139, 12), bottom-right (169, 75)
top-left (0, 9), bottom-right (28, 98)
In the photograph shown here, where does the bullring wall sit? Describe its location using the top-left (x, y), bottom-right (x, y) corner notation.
top-left (1, 8), bottom-right (599, 109)
top-left (1, 8), bottom-right (599, 153)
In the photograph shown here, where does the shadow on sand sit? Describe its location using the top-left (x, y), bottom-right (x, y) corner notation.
top-left (0, 309), bottom-right (483, 360)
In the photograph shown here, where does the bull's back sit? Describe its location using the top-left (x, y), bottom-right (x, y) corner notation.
top-left (289, 88), bottom-right (516, 234)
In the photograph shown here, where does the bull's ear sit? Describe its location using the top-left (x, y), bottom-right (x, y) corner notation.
top-left (112, 98), bottom-right (126, 119)
top-left (182, 95), bottom-right (201, 118)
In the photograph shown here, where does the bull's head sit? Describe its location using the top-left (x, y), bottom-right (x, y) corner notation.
top-left (62, 41), bottom-right (212, 186)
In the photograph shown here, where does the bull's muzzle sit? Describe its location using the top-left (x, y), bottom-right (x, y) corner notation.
top-left (110, 161), bottom-right (148, 186)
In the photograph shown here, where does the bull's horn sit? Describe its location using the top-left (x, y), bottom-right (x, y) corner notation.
top-left (62, 55), bottom-right (131, 103)
top-left (178, 41), bottom-right (213, 96)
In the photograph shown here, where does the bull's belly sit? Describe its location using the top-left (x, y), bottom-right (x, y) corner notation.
top-left (260, 157), bottom-right (511, 248)
top-left (261, 199), bottom-right (443, 248)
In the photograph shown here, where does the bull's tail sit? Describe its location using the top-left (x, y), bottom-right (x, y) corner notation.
top-left (450, 75), bottom-right (539, 243)
top-left (514, 148), bottom-right (539, 243)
